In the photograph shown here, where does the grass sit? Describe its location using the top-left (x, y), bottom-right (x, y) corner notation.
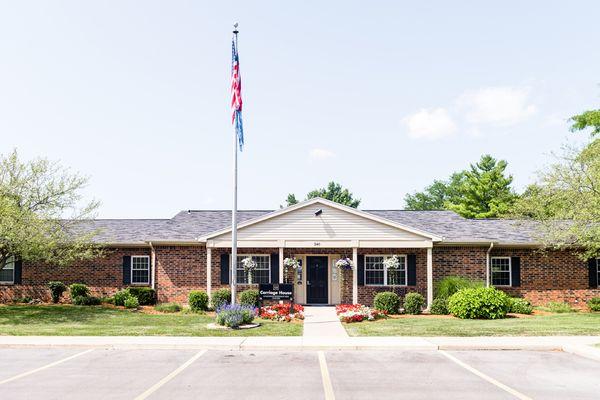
top-left (0, 305), bottom-right (302, 336)
top-left (344, 313), bottom-right (600, 337)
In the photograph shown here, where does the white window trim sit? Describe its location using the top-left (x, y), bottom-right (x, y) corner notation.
top-left (131, 255), bottom-right (150, 285)
top-left (491, 256), bottom-right (512, 287)
top-left (0, 256), bottom-right (15, 285)
top-left (236, 254), bottom-right (271, 284)
top-left (364, 254), bottom-right (408, 287)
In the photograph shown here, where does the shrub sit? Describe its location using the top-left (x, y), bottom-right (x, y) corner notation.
top-left (211, 288), bottom-right (231, 309)
top-left (114, 289), bottom-right (132, 307)
top-left (155, 303), bottom-right (182, 313)
top-left (124, 295), bottom-right (139, 309)
top-left (100, 296), bottom-right (114, 304)
top-left (373, 292), bottom-right (401, 314)
top-left (508, 297), bottom-right (533, 314)
top-left (215, 304), bottom-right (256, 328)
top-left (447, 287), bottom-right (510, 319)
top-left (13, 296), bottom-right (33, 304)
top-left (546, 301), bottom-right (573, 313)
top-left (69, 283), bottom-right (90, 300)
top-left (127, 287), bottom-right (156, 305)
top-left (435, 276), bottom-right (484, 300)
top-left (403, 292), bottom-right (425, 315)
top-left (239, 289), bottom-right (260, 307)
top-left (188, 290), bottom-right (209, 312)
top-left (588, 297), bottom-right (600, 312)
top-left (72, 295), bottom-right (101, 306)
top-left (47, 281), bottom-right (67, 303)
top-left (429, 298), bottom-right (449, 315)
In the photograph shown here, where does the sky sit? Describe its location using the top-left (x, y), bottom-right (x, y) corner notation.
top-left (0, 1), bottom-right (598, 218)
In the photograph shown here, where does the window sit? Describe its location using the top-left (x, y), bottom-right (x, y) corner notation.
top-left (491, 257), bottom-right (511, 286)
top-left (131, 255), bottom-right (150, 285)
top-left (365, 255), bottom-right (407, 286)
top-left (236, 255), bottom-right (270, 284)
top-left (0, 256), bottom-right (15, 284)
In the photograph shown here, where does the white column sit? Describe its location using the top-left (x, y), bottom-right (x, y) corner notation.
top-left (279, 247), bottom-right (284, 283)
top-left (206, 247), bottom-right (212, 302)
top-left (352, 247), bottom-right (358, 304)
top-left (427, 247), bottom-right (433, 309)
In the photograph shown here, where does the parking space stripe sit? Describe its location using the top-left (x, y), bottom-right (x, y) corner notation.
top-left (133, 349), bottom-right (207, 400)
top-left (439, 350), bottom-right (532, 400)
top-left (317, 351), bottom-right (335, 400)
top-left (0, 348), bottom-right (94, 386)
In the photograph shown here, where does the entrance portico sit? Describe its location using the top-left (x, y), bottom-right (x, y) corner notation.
top-left (199, 198), bottom-right (441, 306)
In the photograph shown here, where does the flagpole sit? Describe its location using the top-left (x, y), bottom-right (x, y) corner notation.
top-left (230, 24), bottom-right (239, 305)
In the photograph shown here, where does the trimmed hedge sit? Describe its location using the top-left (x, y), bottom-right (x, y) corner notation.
top-left (447, 287), bottom-right (510, 319)
top-left (211, 288), bottom-right (231, 310)
top-left (373, 292), bottom-right (400, 314)
top-left (403, 292), bottom-right (425, 315)
top-left (127, 287), bottom-right (156, 305)
top-left (239, 289), bottom-right (260, 307)
top-left (588, 297), bottom-right (600, 312)
top-left (508, 297), bottom-right (533, 314)
top-left (188, 290), bottom-right (209, 312)
top-left (429, 297), bottom-right (449, 315)
top-left (72, 295), bottom-right (101, 306)
top-left (69, 283), bottom-right (90, 301)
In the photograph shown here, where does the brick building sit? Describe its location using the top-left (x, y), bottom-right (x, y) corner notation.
top-left (1, 198), bottom-right (598, 308)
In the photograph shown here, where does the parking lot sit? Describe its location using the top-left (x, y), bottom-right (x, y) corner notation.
top-left (0, 348), bottom-right (599, 399)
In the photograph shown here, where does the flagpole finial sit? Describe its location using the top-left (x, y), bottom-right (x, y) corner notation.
top-left (233, 22), bottom-right (239, 34)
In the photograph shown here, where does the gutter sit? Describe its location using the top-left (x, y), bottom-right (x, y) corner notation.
top-left (486, 242), bottom-right (494, 287)
top-left (148, 242), bottom-right (156, 291)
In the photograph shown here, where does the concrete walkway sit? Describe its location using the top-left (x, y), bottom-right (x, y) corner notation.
top-left (302, 306), bottom-right (348, 338)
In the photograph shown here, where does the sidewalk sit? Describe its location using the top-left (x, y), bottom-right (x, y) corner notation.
top-left (302, 306), bottom-right (348, 338)
top-left (0, 335), bottom-right (598, 353)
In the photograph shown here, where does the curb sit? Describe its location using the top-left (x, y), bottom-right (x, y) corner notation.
top-left (562, 344), bottom-right (600, 362)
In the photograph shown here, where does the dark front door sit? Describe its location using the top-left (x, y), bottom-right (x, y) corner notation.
top-left (307, 256), bottom-right (328, 304)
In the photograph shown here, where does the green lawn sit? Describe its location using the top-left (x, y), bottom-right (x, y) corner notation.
top-left (344, 313), bottom-right (600, 337)
top-left (0, 305), bottom-right (302, 336)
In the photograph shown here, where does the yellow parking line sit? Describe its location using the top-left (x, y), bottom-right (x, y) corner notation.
top-left (0, 349), bottom-right (94, 386)
top-left (439, 350), bottom-right (533, 400)
top-left (317, 351), bottom-right (335, 400)
top-left (134, 349), bottom-right (207, 400)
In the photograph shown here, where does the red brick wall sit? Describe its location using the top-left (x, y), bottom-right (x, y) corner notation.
top-left (433, 246), bottom-right (488, 282)
top-left (490, 248), bottom-right (600, 309)
top-left (0, 248), bottom-right (150, 303)
top-left (155, 245), bottom-right (206, 304)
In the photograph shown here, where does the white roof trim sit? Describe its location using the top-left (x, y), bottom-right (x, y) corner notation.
top-left (197, 197), bottom-right (443, 242)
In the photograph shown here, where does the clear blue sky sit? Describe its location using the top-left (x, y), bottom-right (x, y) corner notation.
top-left (1, 1), bottom-right (598, 218)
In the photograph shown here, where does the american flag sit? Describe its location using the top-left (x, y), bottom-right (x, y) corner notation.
top-left (231, 35), bottom-right (244, 151)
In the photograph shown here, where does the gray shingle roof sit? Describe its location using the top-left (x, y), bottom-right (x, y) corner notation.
top-left (77, 208), bottom-right (540, 245)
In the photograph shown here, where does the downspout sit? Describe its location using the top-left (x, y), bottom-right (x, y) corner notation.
top-left (149, 242), bottom-right (156, 291)
top-left (486, 242), bottom-right (494, 287)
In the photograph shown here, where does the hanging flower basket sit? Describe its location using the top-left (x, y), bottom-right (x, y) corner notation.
top-left (283, 257), bottom-right (300, 270)
top-left (335, 258), bottom-right (353, 270)
top-left (241, 257), bottom-right (257, 284)
top-left (383, 255), bottom-right (400, 270)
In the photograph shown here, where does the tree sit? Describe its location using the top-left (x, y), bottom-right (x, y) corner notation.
top-left (447, 155), bottom-right (518, 219)
top-left (510, 139), bottom-right (600, 259)
top-left (405, 155), bottom-right (517, 218)
top-left (570, 110), bottom-right (600, 136)
top-left (0, 150), bottom-right (102, 269)
top-left (404, 173), bottom-right (465, 210)
top-left (284, 181), bottom-right (361, 208)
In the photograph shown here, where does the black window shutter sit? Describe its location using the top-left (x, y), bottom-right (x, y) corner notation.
top-left (122, 256), bottom-right (131, 285)
top-left (589, 259), bottom-right (598, 288)
top-left (220, 253), bottom-right (230, 284)
top-left (511, 257), bottom-right (521, 287)
top-left (270, 253), bottom-right (279, 283)
top-left (407, 254), bottom-right (417, 286)
top-left (357, 254), bottom-right (365, 286)
top-left (13, 259), bottom-right (22, 284)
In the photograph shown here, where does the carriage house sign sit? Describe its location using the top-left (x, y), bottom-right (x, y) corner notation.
top-left (258, 284), bottom-right (294, 301)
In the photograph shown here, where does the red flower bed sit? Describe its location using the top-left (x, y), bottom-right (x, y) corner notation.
top-left (335, 304), bottom-right (387, 323)
top-left (259, 304), bottom-right (304, 321)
